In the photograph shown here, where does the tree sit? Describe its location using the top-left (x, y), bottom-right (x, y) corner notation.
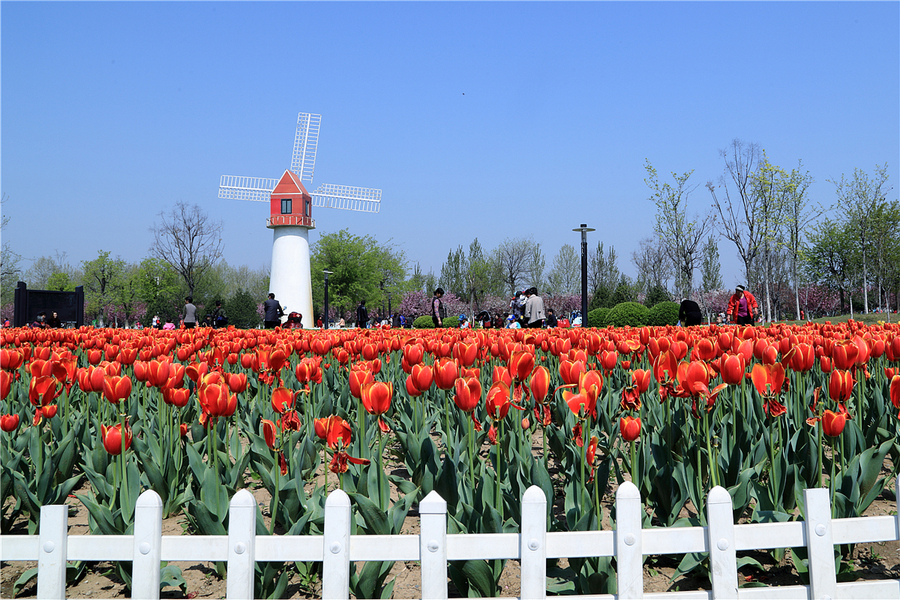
top-left (310, 229), bottom-right (406, 321)
top-left (752, 154), bottom-right (790, 323)
top-left (699, 235), bottom-right (723, 293)
top-left (82, 251), bottom-right (127, 325)
top-left (150, 201), bottom-right (224, 296)
top-left (0, 206), bottom-right (22, 313)
top-left (868, 200), bottom-right (900, 311)
top-left (439, 246), bottom-right (467, 299)
top-left (133, 258), bottom-right (183, 324)
top-left (707, 139), bottom-right (764, 289)
top-left (632, 237), bottom-right (671, 298)
top-left (645, 160), bottom-right (713, 299)
top-left (830, 164), bottom-right (893, 313)
top-left (493, 236), bottom-right (540, 296)
top-left (588, 242), bottom-right (620, 299)
top-left (803, 219), bottom-right (857, 314)
top-left (546, 244), bottom-right (580, 295)
top-left (23, 252), bottom-right (79, 290)
top-left (224, 288), bottom-right (262, 328)
top-left (779, 161), bottom-right (819, 320)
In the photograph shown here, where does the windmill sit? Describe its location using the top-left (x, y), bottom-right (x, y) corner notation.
top-left (219, 112), bottom-right (381, 328)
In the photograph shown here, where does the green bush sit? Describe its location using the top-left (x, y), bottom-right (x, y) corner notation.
top-left (647, 301), bottom-right (680, 326)
top-left (412, 315), bottom-right (434, 328)
top-left (587, 307), bottom-right (610, 328)
top-left (645, 284), bottom-right (670, 307)
top-left (606, 301), bottom-right (650, 328)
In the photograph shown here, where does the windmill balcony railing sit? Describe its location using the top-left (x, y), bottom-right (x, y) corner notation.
top-left (2, 477), bottom-right (900, 600)
top-left (266, 214), bottom-right (315, 228)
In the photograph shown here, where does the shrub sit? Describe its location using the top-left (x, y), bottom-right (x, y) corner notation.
top-left (647, 301), bottom-right (680, 326)
top-left (412, 315), bottom-right (434, 329)
top-left (587, 307), bottom-right (610, 328)
top-left (606, 302), bottom-right (650, 328)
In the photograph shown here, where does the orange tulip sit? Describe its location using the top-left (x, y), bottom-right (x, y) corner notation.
top-left (163, 386), bottom-right (191, 408)
top-left (485, 381), bottom-right (519, 419)
top-left (0, 371), bottom-right (11, 400)
top-left (315, 415), bottom-right (353, 449)
top-left (454, 341), bottom-right (478, 367)
top-left (227, 373), bottom-right (248, 394)
top-left (600, 350), bottom-right (618, 372)
top-left (631, 369), bottom-right (651, 394)
top-left (620, 416), bottom-right (641, 442)
top-left (361, 381), bottom-right (393, 416)
top-left (101, 423), bottom-right (133, 455)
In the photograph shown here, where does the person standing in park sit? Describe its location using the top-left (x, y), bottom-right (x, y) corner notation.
top-left (678, 298), bottom-right (703, 326)
top-left (545, 308), bottom-right (558, 328)
top-left (263, 292), bottom-right (284, 329)
top-left (727, 285), bottom-right (759, 326)
top-left (212, 300), bottom-right (227, 328)
top-left (356, 299), bottom-right (369, 328)
top-left (524, 287), bottom-right (546, 328)
top-left (183, 297), bottom-right (197, 329)
top-left (431, 288), bottom-right (445, 328)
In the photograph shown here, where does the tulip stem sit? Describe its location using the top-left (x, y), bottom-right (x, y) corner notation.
top-left (270, 461), bottom-right (279, 535)
top-left (469, 417), bottom-right (476, 493)
top-left (629, 440), bottom-right (637, 487)
top-left (818, 422), bottom-right (824, 489)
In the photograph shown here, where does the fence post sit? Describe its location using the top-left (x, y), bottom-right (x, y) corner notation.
top-left (419, 490), bottom-right (448, 600)
top-left (226, 489), bottom-right (257, 600)
top-left (323, 488), bottom-right (351, 600)
top-left (707, 486), bottom-right (737, 600)
top-left (520, 486), bottom-right (547, 600)
top-left (132, 490), bottom-right (163, 600)
top-left (37, 504), bottom-right (68, 600)
top-left (804, 487), bottom-right (836, 600)
top-left (615, 481), bottom-right (643, 599)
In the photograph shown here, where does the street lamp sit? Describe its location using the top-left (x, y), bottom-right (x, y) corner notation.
top-left (323, 270), bottom-right (333, 329)
top-left (387, 291), bottom-right (392, 319)
top-left (572, 224), bottom-right (595, 325)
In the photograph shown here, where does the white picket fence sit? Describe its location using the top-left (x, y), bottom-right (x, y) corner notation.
top-left (3, 477), bottom-right (900, 600)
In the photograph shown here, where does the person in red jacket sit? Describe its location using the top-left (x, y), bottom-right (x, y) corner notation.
top-left (727, 285), bottom-right (759, 325)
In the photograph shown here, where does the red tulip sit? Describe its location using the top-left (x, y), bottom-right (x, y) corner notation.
top-left (529, 366), bottom-right (550, 402)
top-left (433, 358), bottom-right (459, 390)
top-left (890, 375), bottom-right (900, 410)
top-left (509, 351), bottom-right (535, 382)
top-left (454, 341), bottom-right (478, 367)
top-left (1, 413), bottom-right (20, 432)
top-left (750, 363), bottom-right (785, 398)
top-left (720, 354), bottom-right (746, 385)
top-left (821, 406), bottom-right (850, 437)
top-left (271, 387), bottom-right (294, 414)
top-left (631, 369), bottom-right (651, 394)
top-left (600, 350), bottom-right (618, 372)
top-left (411, 363), bottom-right (434, 392)
top-left (348, 368), bottom-right (375, 399)
top-left (485, 381), bottom-right (517, 419)
top-left (454, 376), bottom-right (482, 412)
top-left (261, 418), bottom-right (277, 449)
top-left (329, 450), bottom-right (370, 474)
top-left (29, 376), bottom-right (60, 407)
top-left (361, 381), bottom-right (393, 416)
top-left (103, 374), bottom-right (133, 404)
top-left (163, 386), bottom-right (191, 407)
top-left (227, 373), bottom-right (248, 394)
top-left (315, 415), bottom-right (353, 449)
top-left (828, 370), bottom-right (854, 403)
top-left (620, 416), bottom-right (641, 442)
top-left (199, 382), bottom-right (237, 418)
top-left (101, 423), bottom-right (133, 455)
top-left (0, 371), bottom-right (12, 400)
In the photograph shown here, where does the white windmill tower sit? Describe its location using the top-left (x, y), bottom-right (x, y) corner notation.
top-left (219, 112), bottom-right (381, 328)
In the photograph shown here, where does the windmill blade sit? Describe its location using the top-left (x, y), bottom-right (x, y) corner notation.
top-left (311, 184), bottom-right (382, 214)
top-left (218, 175), bottom-right (278, 202)
top-left (290, 112), bottom-right (321, 183)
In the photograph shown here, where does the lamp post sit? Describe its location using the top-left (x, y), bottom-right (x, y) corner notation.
top-left (323, 270), bottom-right (333, 329)
top-left (572, 224), bottom-right (595, 325)
top-left (387, 291), bottom-right (392, 318)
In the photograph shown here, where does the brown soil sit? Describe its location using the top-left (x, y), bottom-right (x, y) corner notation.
top-left (3, 434), bottom-right (899, 599)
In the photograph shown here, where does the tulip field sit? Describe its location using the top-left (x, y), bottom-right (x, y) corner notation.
top-left (2, 321), bottom-right (900, 598)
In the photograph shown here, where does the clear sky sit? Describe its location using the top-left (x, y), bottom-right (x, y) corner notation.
top-left (2, 1), bottom-right (898, 291)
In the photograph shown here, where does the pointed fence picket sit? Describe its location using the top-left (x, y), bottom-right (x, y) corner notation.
top-left (2, 477), bottom-right (899, 600)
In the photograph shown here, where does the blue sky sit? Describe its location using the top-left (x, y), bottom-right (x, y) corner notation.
top-left (2, 1), bottom-right (898, 290)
